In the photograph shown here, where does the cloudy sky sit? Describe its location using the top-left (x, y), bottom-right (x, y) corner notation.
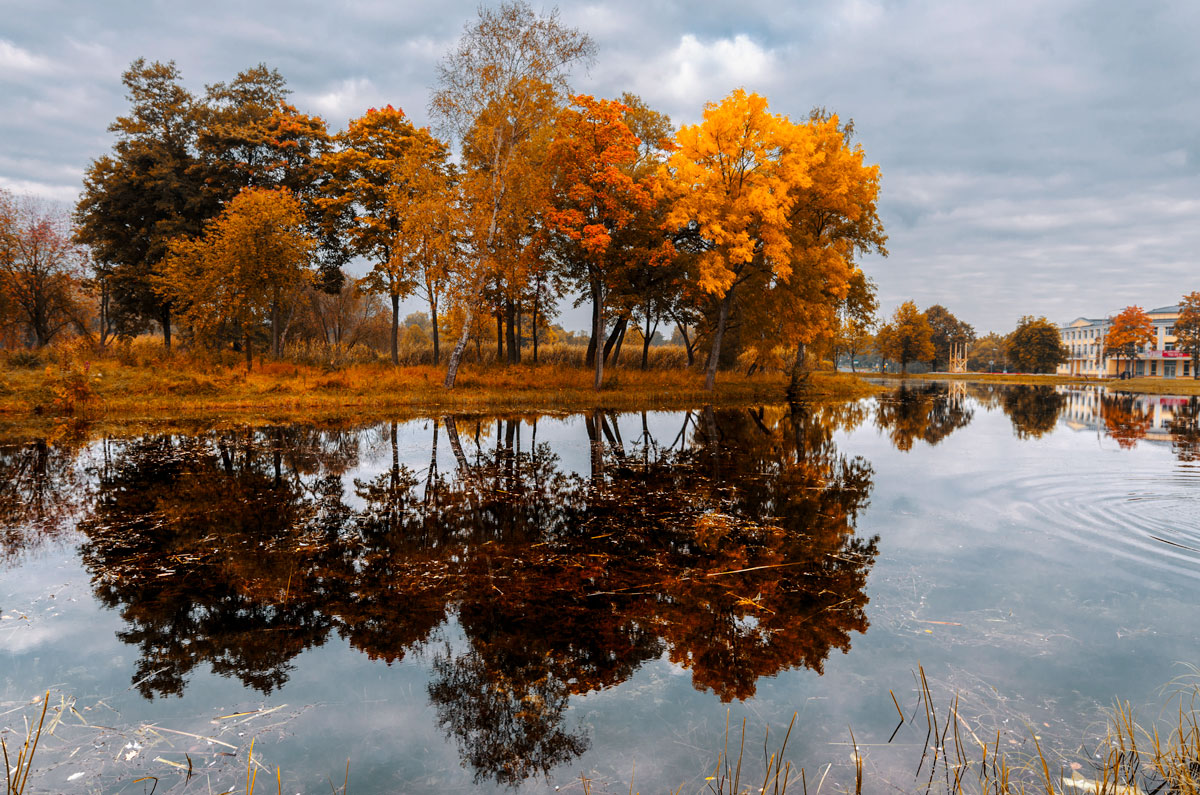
top-left (3, 0), bottom-right (1198, 333)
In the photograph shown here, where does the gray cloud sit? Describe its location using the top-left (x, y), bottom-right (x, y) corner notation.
top-left (3, 0), bottom-right (1197, 333)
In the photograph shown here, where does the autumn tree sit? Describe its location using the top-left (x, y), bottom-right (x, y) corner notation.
top-left (876, 301), bottom-right (934, 373)
top-left (159, 187), bottom-right (315, 368)
top-left (1175, 292), bottom-right (1200, 379)
top-left (430, 0), bottom-right (595, 388)
top-left (925, 304), bottom-right (975, 370)
top-left (545, 95), bottom-right (653, 389)
top-left (75, 59), bottom-right (217, 348)
top-left (0, 192), bottom-right (89, 347)
top-left (1103, 305), bottom-right (1155, 377)
top-left (199, 66), bottom-right (343, 289)
top-left (663, 90), bottom-right (809, 390)
top-left (321, 106), bottom-right (450, 365)
top-left (967, 332), bottom-right (1008, 372)
top-left (1004, 316), bottom-right (1067, 374)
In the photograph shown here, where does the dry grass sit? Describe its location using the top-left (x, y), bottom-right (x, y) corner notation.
top-left (0, 343), bottom-right (881, 438)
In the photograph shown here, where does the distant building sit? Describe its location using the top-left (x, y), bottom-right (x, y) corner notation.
top-left (1057, 305), bottom-right (1192, 379)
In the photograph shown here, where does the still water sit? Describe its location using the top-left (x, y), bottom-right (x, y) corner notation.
top-left (1, 383), bottom-right (1198, 793)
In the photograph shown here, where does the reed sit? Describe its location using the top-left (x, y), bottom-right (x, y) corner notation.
top-left (2, 692), bottom-right (48, 795)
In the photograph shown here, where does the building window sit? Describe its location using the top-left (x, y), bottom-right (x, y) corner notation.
top-left (1151, 361), bottom-right (1157, 376)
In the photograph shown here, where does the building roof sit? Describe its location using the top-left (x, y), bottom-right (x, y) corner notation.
top-left (1148, 304), bottom-right (1181, 315)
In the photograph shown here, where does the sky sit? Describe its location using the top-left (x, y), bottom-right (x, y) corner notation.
top-left (3, 0), bottom-right (1198, 334)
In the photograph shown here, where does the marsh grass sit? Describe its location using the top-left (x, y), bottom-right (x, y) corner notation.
top-left (0, 344), bottom-right (880, 433)
top-left (2, 692), bottom-right (48, 795)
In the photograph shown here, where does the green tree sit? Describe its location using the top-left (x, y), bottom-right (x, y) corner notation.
top-left (876, 301), bottom-right (934, 373)
top-left (1103, 305), bottom-right (1155, 377)
top-left (74, 59), bottom-right (217, 348)
top-left (159, 187), bottom-right (315, 368)
top-left (1006, 316), bottom-right (1068, 374)
top-left (1175, 292), bottom-right (1200, 379)
top-left (925, 304), bottom-right (974, 370)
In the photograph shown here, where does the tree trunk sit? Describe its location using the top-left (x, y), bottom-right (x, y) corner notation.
top-left (610, 321), bottom-right (627, 369)
top-left (162, 305), bottom-right (172, 351)
top-left (704, 289), bottom-right (735, 391)
top-left (430, 295), bottom-right (440, 365)
top-left (787, 344), bottom-right (810, 400)
top-left (496, 312), bottom-right (504, 363)
top-left (390, 292), bottom-right (400, 366)
top-left (531, 300), bottom-right (539, 363)
top-left (591, 278), bottom-right (605, 391)
top-left (515, 306), bottom-right (523, 364)
top-left (244, 327), bottom-right (253, 371)
top-left (585, 296), bottom-right (600, 368)
top-left (505, 301), bottom-right (517, 364)
top-left (443, 307), bottom-right (474, 388)
top-left (602, 315), bottom-right (626, 365)
top-left (641, 309), bottom-right (652, 370)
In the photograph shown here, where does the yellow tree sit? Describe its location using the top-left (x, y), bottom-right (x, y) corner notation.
top-left (430, 1), bottom-right (595, 387)
top-left (731, 111), bottom-right (884, 392)
top-left (877, 300), bottom-right (934, 373)
top-left (159, 187), bottom-right (314, 368)
top-left (1104, 305), bottom-right (1155, 377)
top-left (664, 89), bottom-right (818, 390)
top-left (321, 105), bottom-right (450, 365)
top-left (545, 94), bottom-right (652, 390)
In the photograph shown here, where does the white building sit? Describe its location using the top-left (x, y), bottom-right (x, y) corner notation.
top-left (1057, 305), bottom-right (1192, 379)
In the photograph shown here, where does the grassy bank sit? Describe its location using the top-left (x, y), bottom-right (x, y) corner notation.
top-left (0, 353), bottom-right (881, 437)
top-left (867, 370), bottom-right (1200, 395)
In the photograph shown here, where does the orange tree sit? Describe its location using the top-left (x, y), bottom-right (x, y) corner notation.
top-left (1104, 305), bottom-right (1155, 377)
top-left (544, 94), bottom-right (653, 390)
top-left (876, 300), bottom-right (934, 373)
top-left (762, 111), bottom-right (885, 393)
top-left (159, 187), bottom-right (314, 368)
top-left (320, 105), bottom-right (450, 365)
top-left (1176, 292), bottom-right (1200, 379)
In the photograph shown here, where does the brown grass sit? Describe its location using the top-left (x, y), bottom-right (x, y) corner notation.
top-left (0, 345), bottom-right (881, 439)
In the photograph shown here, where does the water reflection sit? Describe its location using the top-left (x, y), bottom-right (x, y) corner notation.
top-left (8, 383), bottom-right (1198, 785)
top-left (49, 405), bottom-right (878, 784)
top-left (1000, 386), bottom-right (1066, 439)
top-left (874, 382), bottom-right (973, 450)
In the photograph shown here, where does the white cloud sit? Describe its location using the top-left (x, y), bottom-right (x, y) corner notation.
top-left (0, 39), bottom-right (53, 75)
top-left (305, 77), bottom-right (379, 125)
top-left (660, 33), bottom-right (776, 107)
top-left (0, 176), bottom-right (80, 205)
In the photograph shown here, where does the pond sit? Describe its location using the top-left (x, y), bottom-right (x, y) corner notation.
top-left (1, 383), bottom-right (1199, 793)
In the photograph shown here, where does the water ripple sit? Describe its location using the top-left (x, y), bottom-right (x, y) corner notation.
top-left (969, 467), bottom-right (1200, 581)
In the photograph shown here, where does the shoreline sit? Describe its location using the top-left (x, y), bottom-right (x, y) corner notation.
top-left (0, 362), bottom-right (881, 440)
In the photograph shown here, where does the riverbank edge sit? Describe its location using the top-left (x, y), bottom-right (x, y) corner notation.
top-left (0, 363), bottom-right (883, 441)
top-left (866, 370), bottom-right (1200, 395)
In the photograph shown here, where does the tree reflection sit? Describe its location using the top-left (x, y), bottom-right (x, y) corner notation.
top-left (1001, 386), bottom-right (1066, 439)
top-left (1169, 397), bottom-right (1200, 462)
top-left (57, 407), bottom-right (876, 784)
top-left (1100, 395), bottom-right (1152, 449)
top-left (874, 383), bottom-right (973, 450)
top-left (0, 438), bottom-right (83, 566)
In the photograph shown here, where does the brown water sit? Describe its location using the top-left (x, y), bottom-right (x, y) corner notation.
top-left (1, 382), bottom-right (1198, 793)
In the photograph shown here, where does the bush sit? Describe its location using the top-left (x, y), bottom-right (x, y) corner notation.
top-left (3, 348), bottom-right (44, 368)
